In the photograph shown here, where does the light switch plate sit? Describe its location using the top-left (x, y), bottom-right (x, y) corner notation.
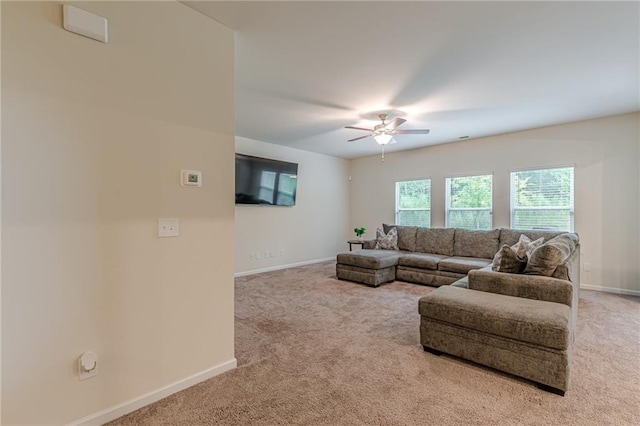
top-left (158, 218), bottom-right (179, 237)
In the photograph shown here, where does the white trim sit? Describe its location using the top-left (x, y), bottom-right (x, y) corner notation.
top-left (235, 257), bottom-right (334, 277)
top-left (580, 284), bottom-right (640, 297)
top-left (393, 175), bottom-right (432, 184)
top-left (67, 358), bottom-right (237, 426)
top-left (508, 162), bottom-right (577, 174)
top-left (443, 170), bottom-right (495, 179)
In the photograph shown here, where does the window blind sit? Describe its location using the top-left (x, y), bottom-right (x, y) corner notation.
top-left (510, 167), bottom-right (574, 231)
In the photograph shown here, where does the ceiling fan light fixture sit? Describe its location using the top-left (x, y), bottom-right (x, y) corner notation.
top-left (374, 133), bottom-right (393, 145)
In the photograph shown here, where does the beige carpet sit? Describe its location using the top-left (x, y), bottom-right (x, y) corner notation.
top-left (109, 261), bottom-right (640, 425)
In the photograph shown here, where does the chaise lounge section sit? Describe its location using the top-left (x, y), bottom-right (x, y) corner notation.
top-left (334, 249), bottom-right (399, 287)
top-left (336, 225), bottom-right (580, 395)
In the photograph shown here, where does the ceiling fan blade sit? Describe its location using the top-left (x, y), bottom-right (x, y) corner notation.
top-left (384, 118), bottom-right (407, 130)
top-left (394, 129), bottom-right (430, 135)
top-left (348, 134), bottom-right (372, 142)
top-left (345, 126), bottom-right (374, 132)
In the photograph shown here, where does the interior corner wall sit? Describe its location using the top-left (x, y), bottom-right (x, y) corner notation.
top-left (350, 113), bottom-right (640, 294)
top-left (235, 137), bottom-right (350, 274)
top-left (0, 3), bottom-right (3, 423)
top-left (1, 2), bottom-right (235, 425)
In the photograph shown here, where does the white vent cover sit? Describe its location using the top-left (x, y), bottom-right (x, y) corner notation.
top-left (63, 4), bottom-right (108, 43)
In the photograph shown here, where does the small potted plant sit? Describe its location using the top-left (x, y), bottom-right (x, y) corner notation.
top-left (354, 227), bottom-right (366, 242)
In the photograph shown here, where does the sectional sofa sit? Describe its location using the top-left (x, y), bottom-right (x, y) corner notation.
top-left (336, 225), bottom-right (580, 395)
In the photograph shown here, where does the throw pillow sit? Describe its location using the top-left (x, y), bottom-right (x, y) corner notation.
top-left (492, 242), bottom-right (527, 273)
top-left (383, 224), bottom-right (417, 252)
top-left (524, 233), bottom-right (578, 276)
top-left (375, 227), bottom-right (399, 250)
top-left (518, 234), bottom-right (545, 260)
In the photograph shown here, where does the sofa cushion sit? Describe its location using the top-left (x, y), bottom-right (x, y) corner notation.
top-left (398, 253), bottom-right (448, 270)
top-left (415, 228), bottom-right (455, 256)
top-left (363, 239), bottom-right (376, 249)
top-left (453, 229), bottom-right (500, 259)
top-left (396, 267), bottom-right (463, 286)
top-left (375, 227), bottom-right (398, 250)
top-left (418, 285), bottom-right (571, 350)
top-left (524, 233), bottom-right (579, 277)
top-left (438, 256), bottom-right (492, 274)
top-left (337, 249), bottom-right (400, 270)
top-left (383, 224), bottom-right (417, 252)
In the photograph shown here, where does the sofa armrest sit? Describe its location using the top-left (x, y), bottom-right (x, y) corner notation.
top-left (363, 239), bottom-right (376, 249)
top-left (467, 269), bottom-right (573, 307)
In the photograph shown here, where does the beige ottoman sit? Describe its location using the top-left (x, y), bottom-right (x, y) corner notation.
top-left (336, 249), bottom-right (400, 287)
top-left (419, 285), bottom-right (573, 395)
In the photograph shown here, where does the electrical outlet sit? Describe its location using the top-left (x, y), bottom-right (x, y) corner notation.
top-left (280, 249), bottom-right (285, 256)
top-left (256, 251), bottom-right (262, 260)
top-left (583, 262), bottom-right (591, 272)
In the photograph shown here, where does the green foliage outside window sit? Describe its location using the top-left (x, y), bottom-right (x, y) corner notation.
top-left (449, 175), bottom-right (492, 208)
top-left (396, 180), bottom-right (431, 227)
top-left (447, 175), bottom-right (492, 230)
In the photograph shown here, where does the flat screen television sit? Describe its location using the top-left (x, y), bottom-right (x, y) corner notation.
top-left (235, 153), bottom-right (298, 206)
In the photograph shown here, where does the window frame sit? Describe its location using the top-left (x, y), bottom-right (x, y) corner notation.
top-left (509, 166), bottom-right (575, 232)
top-left (395, 178), bottom-right (432, 227)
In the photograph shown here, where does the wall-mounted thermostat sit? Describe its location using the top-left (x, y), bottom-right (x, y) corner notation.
top-left (181, 170), bottom-right (202, 187)
top-left (63, 4), bottom-right (109, 43)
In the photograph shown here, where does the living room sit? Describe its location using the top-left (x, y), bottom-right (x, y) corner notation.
top-left (1, 1), bottom-right (638, 425)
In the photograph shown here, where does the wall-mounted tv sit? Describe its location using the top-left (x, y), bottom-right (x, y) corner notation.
top-left (235, 153), bottom-right (298, 206)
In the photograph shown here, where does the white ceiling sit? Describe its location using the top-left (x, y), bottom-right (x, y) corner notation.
top-left (184, 1), bottom-right (639, 159)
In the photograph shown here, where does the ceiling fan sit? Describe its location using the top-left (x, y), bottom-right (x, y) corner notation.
top-left (345, 113), bottom-right (430, 146)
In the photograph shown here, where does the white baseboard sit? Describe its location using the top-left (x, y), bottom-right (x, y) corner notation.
top-left (235, 257), bottom-right (334, 277)
top-left (68, 358), bottom-right (237, 426)
top-left (580, 284), bottom-right (640, 297)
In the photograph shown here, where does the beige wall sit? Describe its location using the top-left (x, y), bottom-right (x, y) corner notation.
top-left (351, 113), bottom-right (640, 293)
top-left (0, 4), bottom-right (3, 422)
top-left (2, 2), bottom-right (235, 425)
top-left (235, 137), bottom-right (350, 274)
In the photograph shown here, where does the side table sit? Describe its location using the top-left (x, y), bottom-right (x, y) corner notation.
top-left (348, 239), bottom-right (365, 251)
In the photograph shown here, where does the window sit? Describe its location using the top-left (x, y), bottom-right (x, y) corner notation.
top-left (258, 171), bottom-right (276, 203)
top-left (258, 171), bottom-right (297, 206)
top-left (510, 167), bottom-right (574, 231)
top-left (276, 173), bottom-right (297, 206)
top-left (395, 179), bottom-right (431, 227)
top-left (446, 174), bottom-right (492, 230)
